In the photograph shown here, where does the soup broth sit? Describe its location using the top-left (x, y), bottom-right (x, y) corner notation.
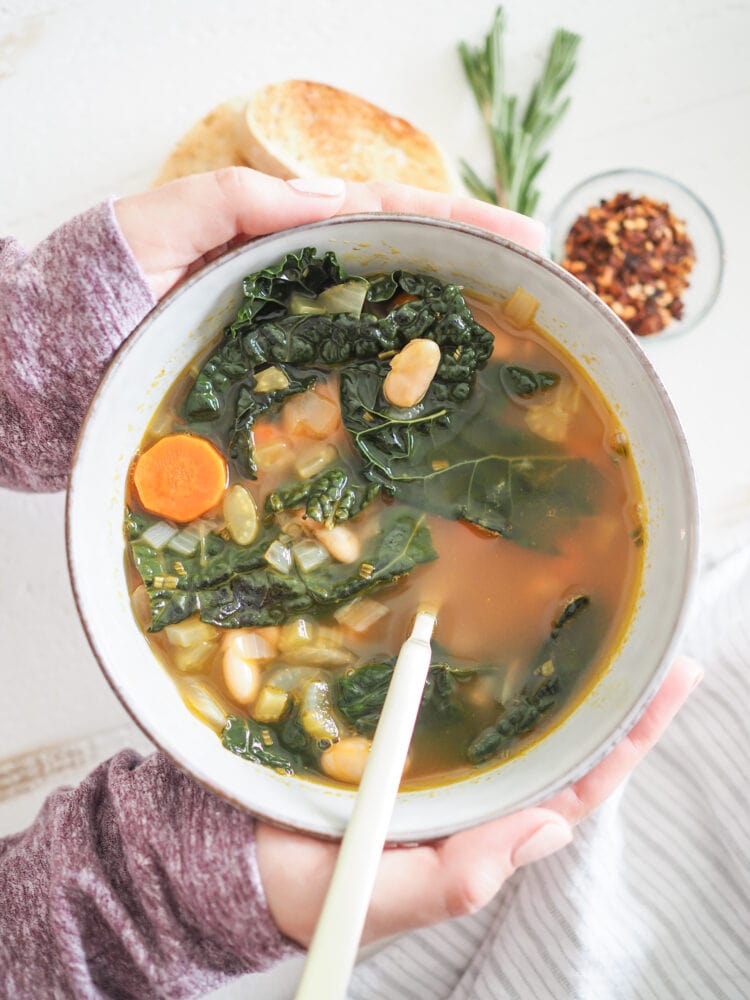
top-left (124, 251), bottom-right (643, 789)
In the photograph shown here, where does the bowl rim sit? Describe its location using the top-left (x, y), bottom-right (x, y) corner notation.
top-left (66, 211), bottom-right (700, 842)
top-left (546, 166), bottom-right (725, 337)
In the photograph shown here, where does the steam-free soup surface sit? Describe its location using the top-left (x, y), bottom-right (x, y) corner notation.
top-left (124, 252), bottom-right (643, 789)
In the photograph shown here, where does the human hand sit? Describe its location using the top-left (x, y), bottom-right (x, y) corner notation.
top-left (113, 167), bottom-right (546, 299)
top-left (256, 657), bottom-right (701, 946)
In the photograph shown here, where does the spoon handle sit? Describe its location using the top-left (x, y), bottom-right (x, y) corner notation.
top-left (294, 610), bottom-right (436, 1000)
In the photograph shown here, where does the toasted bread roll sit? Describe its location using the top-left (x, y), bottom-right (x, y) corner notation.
top-left (242, 80), bottom-right (454, 192)
top-left (153, 99), bottom-right (251, 187)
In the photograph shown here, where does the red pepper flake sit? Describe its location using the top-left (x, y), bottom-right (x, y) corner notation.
top-left (561, 192), bottom-right (695, 336)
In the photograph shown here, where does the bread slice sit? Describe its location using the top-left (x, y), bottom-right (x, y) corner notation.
top-left (153, 99), bottom-right (251, 187)
top-left (241, 80), bottom-right (454, 192)
top-left (154, 82), bottom-right (455, 193)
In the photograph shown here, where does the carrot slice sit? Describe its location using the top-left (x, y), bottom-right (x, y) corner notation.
top-left (390, 292), bottom-right (419, 309)
top-left (133, 434), bottom-right (227, 522)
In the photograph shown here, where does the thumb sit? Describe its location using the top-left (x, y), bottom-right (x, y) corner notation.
top-left (115, 167), bottom-right (346, 298)
top-left (363, 808), bottom-right (571, 942)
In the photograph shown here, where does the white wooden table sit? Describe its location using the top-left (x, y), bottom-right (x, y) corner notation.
top-left (1, 0), bottom-right (748, 995)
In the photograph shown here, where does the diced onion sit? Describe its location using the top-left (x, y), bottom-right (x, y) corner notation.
top-left (278, 617), bottom-right (317, 651)
top-left (334, 597), bottom-right (390, 633)
top-left (264, 540), bottom-right (293, 574)
top-left (140, 520), bottom-right (179, 550)
top-left (503, 286), bottom-right (540, 329)
top-left (295, 444), bottom-right (338, 479)
top-left (179, 679), bottom-right (229, 732)
top-left (288, 291), bottom-right (326, 316)
top-left (275, 511), bottom-right (306, 540)
top-left (300, 678), bottom-right (340, 742)
top-left (253, 685), bottom-right (289, 724)
top-left (316, 625), bottom-right (344, 649)
top-left (283, 391), bottom-right (340, 440)
top-left (263, 665), bottom-right (323, 692)
top-left (174, 640), bottom-right (217, 674)
top-left (288, 278), bottom-right (368, 317)
top-left (284, 646), bottom-right (355, 668)
top-left (166, 531), bottom-right (199, 557)
top-left (315, 279), bottom-right (369, 316)
top-left (223, 484), bottom-right (259, 545)
top-left (164, 617), bottom-right (221, 648)
top-left (254, 366), bottom-right (290, 393)
top-left (255, 438), bottom-right (293, 473)
top-left (292, 538), bottom-right (329, 573)
top-left (166, 519), bottom-right (213, 557)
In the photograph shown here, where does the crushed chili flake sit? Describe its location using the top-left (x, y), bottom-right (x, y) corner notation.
top-left (561, 192), bottom-right (695, 336)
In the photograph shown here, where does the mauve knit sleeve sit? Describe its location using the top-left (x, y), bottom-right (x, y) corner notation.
top-left (0, 751), bottom-right (301, 998)
top-left (0, 200), bottom-right (156, 492)
top-left (0, 208), bottom-right (302, 993)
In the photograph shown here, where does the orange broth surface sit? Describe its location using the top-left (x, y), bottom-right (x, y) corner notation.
top-left (125, 289), bottom-right (644, 789)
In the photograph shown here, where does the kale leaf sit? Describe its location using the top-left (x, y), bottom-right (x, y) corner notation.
top-left (184, 258), bottom-right (495, 484)
top-left (466, 593), bottom-right (595, 764)
top-left (221, 716), bottom-right (304, 775)
top-left (265, 466), bottom-right (380, 527)
top-left (228, 369), bottom-right (317, 476)
top-left (336, 660), bottom-right (469, 735)
top-left (231, 248), bottom-right (349, 328)
top-left (302, 514), bottom-right (436, 605)
top-left (500, 364), bottom-right (560, 399)
top-left (129, 512), bottom-right (436, 632)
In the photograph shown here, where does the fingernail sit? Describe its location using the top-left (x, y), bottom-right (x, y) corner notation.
top-left (690, 668), bottom-right (704, 692)
top-left (512, 821), bottom-right (572, 868)
top-left (288, 176), bottom-right (345, 197)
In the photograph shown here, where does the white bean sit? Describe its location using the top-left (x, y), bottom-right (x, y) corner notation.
top-left (313, 524), bottom-right (360, 563)
top-left (223, 484), bottom-right (259, 545)
top-left (222, 645), bottom-right (261, 705)
top-left (320, 736), bottom-right (372, 785)
top-left (383, 338), bottom-right (441, 408)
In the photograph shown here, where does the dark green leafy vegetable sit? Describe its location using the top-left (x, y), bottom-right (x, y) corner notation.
top-left (125, 508), bottom-right (150, 540)
top-left (185, 260), bottom-right (495, 482)
top-left (130, 512), bottom-right (436, 631)
top-left (337, 660), bottom-right (470, 735)
top-left (500, 364), bottom-right (560, 399)
top-left (466, 694), bottom-right (549, 764)
top-left (229, 369), bottom-right (317, 476)
top-left (345, 415), bottom-right (597, 551)
top-left (302, 514), bottom-right (436, 606)
top-left (551, 595), bottom-right (589, 638)
top-left (221, 716), bottom-right (304, 775)
top-left (467, 593), bottom-right (594, 763)
top-left (232, 248), bottom-right (349, 328)
top-left (265, 466), bottom-right (380, 527)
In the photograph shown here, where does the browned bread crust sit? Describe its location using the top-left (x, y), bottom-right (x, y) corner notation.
top-left (154, 81), bottom-right (454, 192)
top-left (241, 80), bottom-right (453, 192)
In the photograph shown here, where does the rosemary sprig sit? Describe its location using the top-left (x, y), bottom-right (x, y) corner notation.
top-left (459, 8), bottom-right (581, 216)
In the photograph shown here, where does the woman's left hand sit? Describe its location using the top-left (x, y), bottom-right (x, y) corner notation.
top-left (114, 167), bottom-right (546, 299)
top-left (257, 657), bottom-right (702, 947)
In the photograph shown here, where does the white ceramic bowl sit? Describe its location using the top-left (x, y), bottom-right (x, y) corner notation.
top-left (67, 214), bottom-right (698, 843)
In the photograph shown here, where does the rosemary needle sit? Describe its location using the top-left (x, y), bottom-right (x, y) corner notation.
top-left (459, 7), bottom-right (581, 216)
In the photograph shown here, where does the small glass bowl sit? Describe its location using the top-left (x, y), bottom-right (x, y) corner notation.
top-left (546, 168), bottom-right (724, 339)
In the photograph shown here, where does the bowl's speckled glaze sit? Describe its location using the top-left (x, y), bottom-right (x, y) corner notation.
top-left (66, 215), bottom-right (698, 843)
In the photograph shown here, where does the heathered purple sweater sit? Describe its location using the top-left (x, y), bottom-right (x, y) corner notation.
top-left (0, 203), bottom-right (299, 997)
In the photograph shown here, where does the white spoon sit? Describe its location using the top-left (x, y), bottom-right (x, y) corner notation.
top-left (294, 608), bottom-right (437, 1000)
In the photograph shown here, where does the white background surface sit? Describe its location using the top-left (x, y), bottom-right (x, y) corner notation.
top-left (0, 0), bottom-right (748, 995)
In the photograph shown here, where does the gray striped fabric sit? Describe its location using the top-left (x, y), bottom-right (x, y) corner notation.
top-left (349, 526), bottom-right (750, 1000)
